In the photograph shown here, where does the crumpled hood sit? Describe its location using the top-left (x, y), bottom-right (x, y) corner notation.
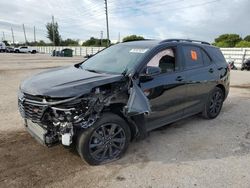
top-left (20, 65), bottom-right (123, 98)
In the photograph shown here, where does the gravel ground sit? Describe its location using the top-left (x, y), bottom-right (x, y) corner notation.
top-left (0, 53), bottom-right (250, 188)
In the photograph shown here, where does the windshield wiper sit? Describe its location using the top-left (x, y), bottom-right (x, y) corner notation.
top-left (84, 69), bottom-right (101, 73)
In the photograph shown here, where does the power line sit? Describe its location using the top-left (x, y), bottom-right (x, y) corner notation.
top-left (108, 0), bottom-right (220, 18)
top-left (109, 0), bottom-right (185, 12)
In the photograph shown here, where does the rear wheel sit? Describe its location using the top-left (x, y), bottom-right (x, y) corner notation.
top-left (202, 87), bottom-right (224, 119)
top-left (76, 113), bottom-right (131, 165)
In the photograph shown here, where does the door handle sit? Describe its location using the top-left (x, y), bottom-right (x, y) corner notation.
top-left (209, 68), bottom-right (214, 73)
top-left (176, 76), bottom-right (183, 82)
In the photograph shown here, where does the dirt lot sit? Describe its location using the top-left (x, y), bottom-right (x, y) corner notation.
top-left (0, 53), bottom-right (250, 188)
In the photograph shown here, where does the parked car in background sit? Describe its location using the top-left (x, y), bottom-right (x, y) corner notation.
top-left (18, 39), bottom-right (230, 165)
top-left (0, 42), bottom-right (6, 52)
top-left (14, 46), bottom-right (37, 54)
top-left (228, 60), bottom-right (237, 70)
top-left (241, 59), bottom-right (250, 71)
top-left (6, 46), bottom-right (15, 53)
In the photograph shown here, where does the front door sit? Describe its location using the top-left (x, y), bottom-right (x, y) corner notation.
top-left (139, 46), bottom-right (187, 131)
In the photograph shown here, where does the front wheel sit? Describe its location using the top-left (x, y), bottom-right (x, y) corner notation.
top-left (202, 87), bottom-right (224, 119)
top-left (76, 113), bottom-right (131, 165)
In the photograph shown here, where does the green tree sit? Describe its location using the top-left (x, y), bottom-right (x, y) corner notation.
top-left (61, 38), bottom-right (79, 46)
top-left (46, 22), bottom-right (61, 46)
top-left (122, 35), bottom-right (144, 42)
top-left (82, 37), bottom-right (110, 47)
top-left (235, 41), bottom-right (250, 47)
top-left (2, 40), bottom-right (10, 46)
top-left (244, 35), bottom-right (250, 42)
top-left (214, 34), bottom-right (242, 47)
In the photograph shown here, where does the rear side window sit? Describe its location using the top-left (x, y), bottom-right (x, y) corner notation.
top-left (182, 46), bottom-right (203, 69)
top-left (205, 47), bottom-right (226, 63)
top-left (201, 50), bottom-right (212, 65)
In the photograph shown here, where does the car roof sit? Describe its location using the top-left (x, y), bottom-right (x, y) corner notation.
top-left (120, 39), bottom-right (213, 49)
top-left (119, 40), bottom-right (160, 48)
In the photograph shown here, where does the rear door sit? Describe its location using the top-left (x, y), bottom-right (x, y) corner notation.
top-left (181, 45), bottom-right (217, 115)
top-left (139, 46), bottom-right (187, 131)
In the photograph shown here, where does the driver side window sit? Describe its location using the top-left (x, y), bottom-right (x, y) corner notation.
top-left (147, 48), bottom-right (176, 74)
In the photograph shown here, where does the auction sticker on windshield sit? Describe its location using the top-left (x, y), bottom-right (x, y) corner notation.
top-left (130, 48), bottom-right (149, 53)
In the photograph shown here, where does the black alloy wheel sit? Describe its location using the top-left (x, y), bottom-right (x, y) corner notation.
top-left (209, 90), bottom-right (223, 117)
top-left (203, 87), bottom-right (224, 119)
top-left (76, 113), bottom-right (131, 165)
top-left (89, 123), bottom-right (126, 162)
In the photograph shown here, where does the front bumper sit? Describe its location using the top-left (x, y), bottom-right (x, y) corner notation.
top-left (24, 119), bottom-right (57, 146)
top-left (24, 119), bottom-right (47, 145)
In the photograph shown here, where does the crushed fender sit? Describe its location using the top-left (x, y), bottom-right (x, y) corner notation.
top-left (125, 80), bottom-right (151, 116)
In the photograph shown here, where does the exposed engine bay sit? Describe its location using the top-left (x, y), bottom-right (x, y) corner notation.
top-left (18, 78), bottom-right (151, 146)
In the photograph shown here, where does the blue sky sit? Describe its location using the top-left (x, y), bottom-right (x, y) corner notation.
top-left (0, 0), bottom-right (249, 43)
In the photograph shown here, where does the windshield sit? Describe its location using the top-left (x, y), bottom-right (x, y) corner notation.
top-left (80, 44), bottom-right (150, 74)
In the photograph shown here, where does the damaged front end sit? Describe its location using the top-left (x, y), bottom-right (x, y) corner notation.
top-left (18, 76), bottom-right (151, 147)
top-left (18, 82), bottom-right (129, 146)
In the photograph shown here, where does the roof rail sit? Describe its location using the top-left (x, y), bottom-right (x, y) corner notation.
top-left (160, 39), bottom-right (211, 45)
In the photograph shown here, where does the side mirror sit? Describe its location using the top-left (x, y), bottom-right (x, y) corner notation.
top-left (140, 66), bottom-right (161, 82)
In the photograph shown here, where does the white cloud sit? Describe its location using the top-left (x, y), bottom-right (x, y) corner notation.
top-left (0, 0), bottom-right (249, 43)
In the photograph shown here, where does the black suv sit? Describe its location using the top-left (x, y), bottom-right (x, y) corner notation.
top-left (18, 39), bottom-right (230, 165)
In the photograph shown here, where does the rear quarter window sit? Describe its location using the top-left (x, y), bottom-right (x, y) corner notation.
top-left (201, 49), bottom-right (212, 65)
top-left (205, 47), bottom-right (226, 64)
top-left (182, 46), bottom-right (203, 69)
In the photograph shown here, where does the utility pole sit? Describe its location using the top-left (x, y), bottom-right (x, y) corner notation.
top-left (22, 24), bottom-right (28, 45)
top-left (100, 30), bottom-right (103, 46)
top-left (34, 26), bottom-right (36, 44)
top-left (52, 15), bottom-right (55, 46)
top-left (2, 32), bottom-right (5, 41)
top-left (11, 27), bottom-right (15, 45)
top-left (104, 0), bottom-right (110, 46)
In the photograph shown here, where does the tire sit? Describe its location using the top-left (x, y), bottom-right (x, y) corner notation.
top-left (31, 50), bottom-right (37, 54)
top-left (76, 113), bottom-right (131, 165)
top-left (202, 87), bottom-right (224, 119)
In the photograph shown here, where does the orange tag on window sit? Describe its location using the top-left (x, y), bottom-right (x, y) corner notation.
top-left (191, 50), bottom-right (197, 60)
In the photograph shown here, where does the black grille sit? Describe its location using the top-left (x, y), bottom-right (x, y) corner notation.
top-left (18, 99), bottom-right (47, 122)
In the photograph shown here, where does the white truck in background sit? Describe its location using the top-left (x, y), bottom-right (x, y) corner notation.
top-left (14, 46), bottom-right (37, 54)
top-left (0, 42), bottom-right (6, 52)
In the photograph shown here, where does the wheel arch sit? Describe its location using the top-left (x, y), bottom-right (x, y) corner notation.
top-left (215, 84), bottom-right (226, 100)
top-left (103, 103), bottom-right (140, 141)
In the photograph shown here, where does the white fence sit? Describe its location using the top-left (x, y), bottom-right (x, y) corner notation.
top-left (36, 46), bottom-right (105, 57)
top-left (221, 48), bottom-right (250, 68)
top-left (36, 46), bottom-right (250, 68)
